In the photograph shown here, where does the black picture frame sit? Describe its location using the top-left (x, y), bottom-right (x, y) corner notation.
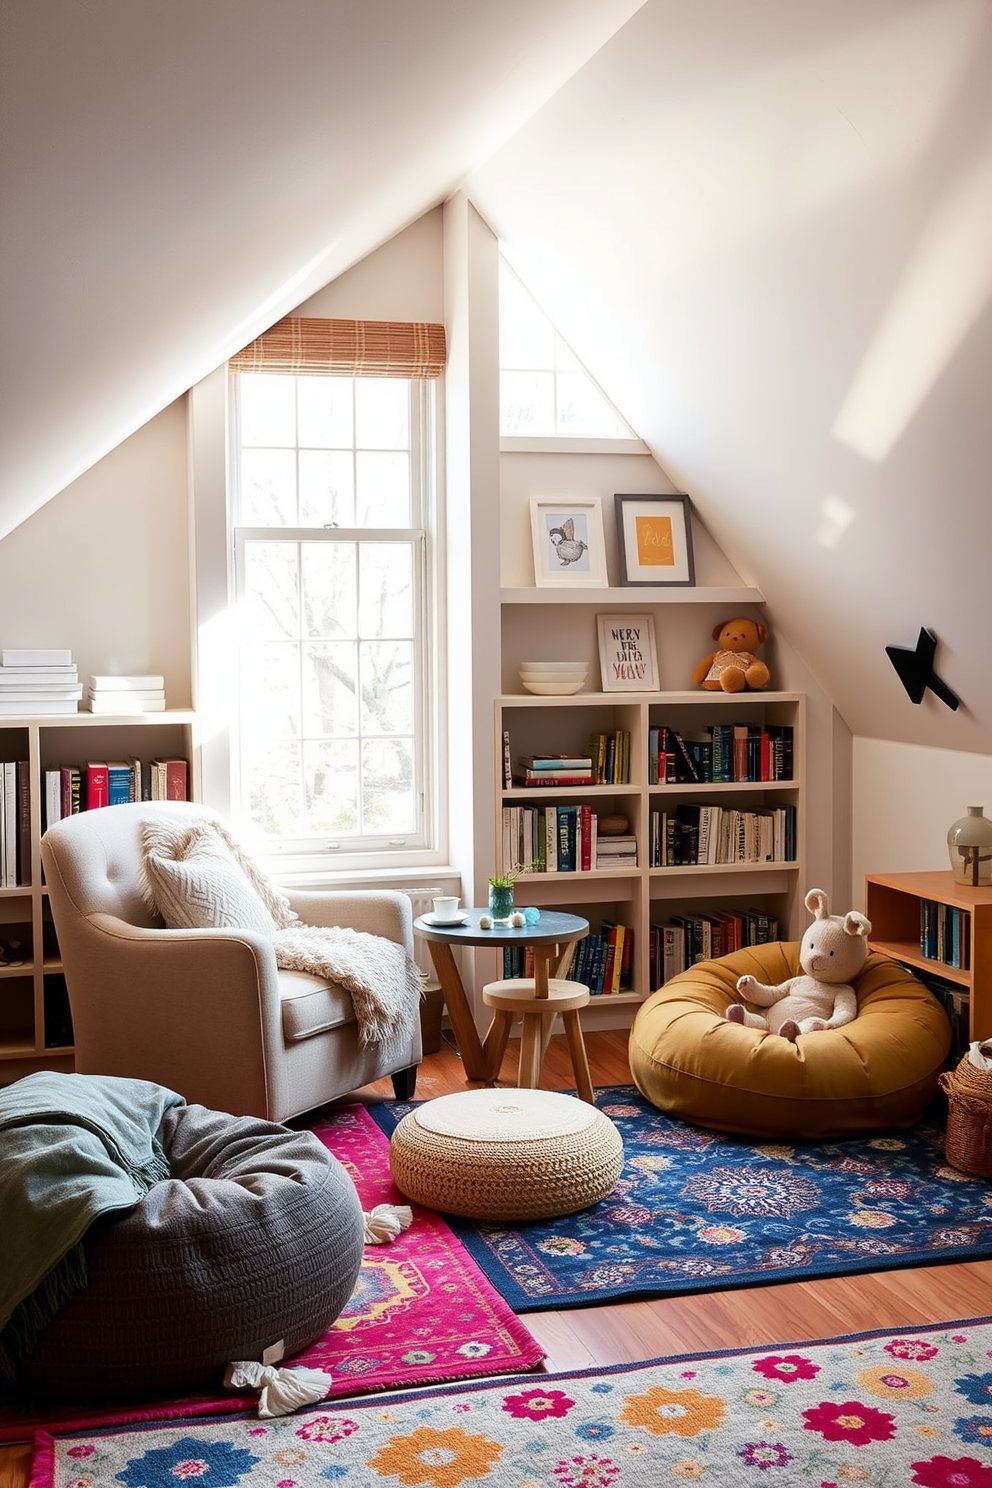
top-left (614, 493), bottom-right (695, 587)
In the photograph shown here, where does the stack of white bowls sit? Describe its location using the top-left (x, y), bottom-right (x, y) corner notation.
top-left (519, 661), bottom-right (589, 696)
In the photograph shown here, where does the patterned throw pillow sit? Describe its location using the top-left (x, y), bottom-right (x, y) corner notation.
top-left (140, 821), bottom-right (277, 936)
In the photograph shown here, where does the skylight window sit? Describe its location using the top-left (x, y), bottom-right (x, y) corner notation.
top-left (499, 257), bottom-right (636, 440)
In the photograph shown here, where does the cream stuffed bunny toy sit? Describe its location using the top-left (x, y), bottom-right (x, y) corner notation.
top-left (726, 888), bottom-right (872, 1043)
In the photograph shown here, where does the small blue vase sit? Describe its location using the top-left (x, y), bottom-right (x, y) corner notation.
top-left (488, 882), bottom-right (514, 922)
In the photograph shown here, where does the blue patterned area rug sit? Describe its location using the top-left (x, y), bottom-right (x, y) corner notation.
top-left (371, 1084), bottom-right (992, 1313)
top-left (32, 1315), bottom-right (992, 1487)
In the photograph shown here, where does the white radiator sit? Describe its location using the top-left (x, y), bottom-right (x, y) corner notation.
top-left (401, 885), bottom-right (457, 989)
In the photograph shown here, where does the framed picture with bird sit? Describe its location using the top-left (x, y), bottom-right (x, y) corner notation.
top-left (529, 498), bottom-right (608, 587)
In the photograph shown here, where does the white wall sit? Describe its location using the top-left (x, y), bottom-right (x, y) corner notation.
top-left (0, 400), bottom-right (191, 702)
top-left (853, 738), bottom-right (992, 912)
top-left (295, 209), bottom-right (444, 322)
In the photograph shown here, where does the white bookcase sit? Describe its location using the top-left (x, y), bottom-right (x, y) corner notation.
top-left (495, 690), bottom-right (805, 1014)
top-left (0, 711), bottom-right (196, 1081)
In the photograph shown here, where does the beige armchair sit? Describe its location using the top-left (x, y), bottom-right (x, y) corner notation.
top-left (40, 802), bottom-right (421, 1122)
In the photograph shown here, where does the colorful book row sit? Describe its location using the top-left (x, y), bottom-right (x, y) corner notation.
top-left (649, 804), bottom-right (796, 866)
top-left (502, 924), bottom-right (633, 995)
top-left (649, 723), bottom-right (794, 785)
top-left (44, 757), bottom-right (189, 829)
top-left (919, 899), bottom-right (971, 971)
top-left (649, 907), bottom-right (780, 988)
top-left (0, 761), bottom-right (30, 888)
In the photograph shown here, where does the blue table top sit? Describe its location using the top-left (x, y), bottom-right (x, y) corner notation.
top-left (414, 907), bottom-right (589, 948)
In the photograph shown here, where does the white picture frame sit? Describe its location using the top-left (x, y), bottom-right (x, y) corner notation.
top-left (530, 498), bottom-right (608, 588)
top-left (597, 613), bottom-right (660, 692)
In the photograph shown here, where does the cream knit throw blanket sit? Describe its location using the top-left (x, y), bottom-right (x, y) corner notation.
top-left (139, 815), bottom-right (424, 1051)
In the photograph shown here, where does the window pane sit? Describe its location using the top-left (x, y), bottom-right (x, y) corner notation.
top-left (240, 374), bottom-right (296, 446)
top-left (557, 372), bottom-right (625, 437)
top-left (356, 451), bottom-right (410, 526)
top-left (240, 641), bottom-right (301, 736)
top-left (356, 378), bottom-right (409, 450)
top-left (302, 642), bottom-right (359, 735)
top-left (500, 371), bottom-right (555, 436)
top-left (362, 737), bottom-right (415, 833)
top-left (244, 737), bottom-right (303, 836)
top-left (241, 449), bottom-right (297, 525)
top-left (299, 451), bottom-right (355, 527)
top-left (304, 739), bottom-right (359, 834)
top-left (301, 542), bottom-right (357, 639)
top-left (297, 378), bottom-right (353, 448)
top-left (499, 267), bottom-right (555, 369)
top-left (360, 640), bottom-right (413, 735)
top-left (243, 543), bottom-right (300, 640)
top-left (359, 543), bottom-right (412, 638)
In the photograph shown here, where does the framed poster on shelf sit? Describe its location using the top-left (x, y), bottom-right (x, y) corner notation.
top-left (596, 612), bottom-right (659, 691)
top-left (615, 493), bottom-right (695, 586)
top-left (530, 498), bottom-right (608, 588)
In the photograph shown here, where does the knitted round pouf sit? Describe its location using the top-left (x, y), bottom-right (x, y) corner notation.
top-left (389, 1087), bottom-right (623, 1222)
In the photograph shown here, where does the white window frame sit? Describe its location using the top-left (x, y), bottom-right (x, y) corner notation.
top-left (189, 365), bottom-right (448, 882)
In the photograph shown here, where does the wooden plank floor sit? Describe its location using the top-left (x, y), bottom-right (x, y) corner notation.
top-left (4, 1030), bottom-right (991, 1488)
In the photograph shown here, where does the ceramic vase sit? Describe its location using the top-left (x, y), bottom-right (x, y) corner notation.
top-left (947, 806), bottom-right (992, 887)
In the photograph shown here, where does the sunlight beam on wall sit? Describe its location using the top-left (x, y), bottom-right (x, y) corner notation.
top-left (815, 494), bottom-right (855, 548)
top-left (833, 144), bottom-right (992, 462)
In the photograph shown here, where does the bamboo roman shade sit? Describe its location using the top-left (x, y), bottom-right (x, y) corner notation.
top-left (230, 316), bottom-right (446, 379)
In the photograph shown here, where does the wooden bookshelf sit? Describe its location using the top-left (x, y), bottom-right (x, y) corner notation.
top-left (0, 711), bottom-right (197, 1082)
top-left (496, 691), bottom-right (805, 1020)
top-left (865, 870), bottom-right (992, 1042)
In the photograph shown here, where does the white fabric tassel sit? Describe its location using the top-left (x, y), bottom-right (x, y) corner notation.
top-left (224, 1361), bottom-right (332, 1418)
top-left (363, 1202), bottom-right (413, 1244)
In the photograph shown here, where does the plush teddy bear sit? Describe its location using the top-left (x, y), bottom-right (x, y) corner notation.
top-left (692, 617), bottom-right (770, 692)
top-left (725, 888), bottom-right (872, 1042)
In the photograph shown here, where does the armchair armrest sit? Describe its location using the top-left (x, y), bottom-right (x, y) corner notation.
top-left (65, 915), bottom-right (285, 1115)
top-left (284, 889), bottom-right (413, 956)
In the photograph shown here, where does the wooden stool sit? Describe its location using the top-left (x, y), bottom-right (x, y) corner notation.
top-left (482, 978), bottom-right (595, 1105)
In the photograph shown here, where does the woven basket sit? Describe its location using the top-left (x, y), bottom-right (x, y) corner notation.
top-left (940, 1053), bottom-right (992, 1178)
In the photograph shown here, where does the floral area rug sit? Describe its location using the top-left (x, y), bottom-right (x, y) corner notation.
top-left (0, 1105), bottom-right (543, 1444)
top-left (372, 1084), bottom-right (992, 1312)
top-left (30, 1315), bottom-right (992, 1487)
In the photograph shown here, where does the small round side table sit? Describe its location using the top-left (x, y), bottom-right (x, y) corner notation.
top-left (413, 908), bottom-right (589, 1085)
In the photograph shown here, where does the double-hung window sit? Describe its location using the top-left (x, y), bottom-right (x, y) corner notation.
top-left (228, 317), bottom-right (445, 871)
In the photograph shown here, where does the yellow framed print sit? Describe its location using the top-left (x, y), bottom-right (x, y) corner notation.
top-left (615, 493), bottom-right (695, 587)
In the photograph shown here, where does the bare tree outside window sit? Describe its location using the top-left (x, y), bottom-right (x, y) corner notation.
top-left (233, 373), bottom-right (430, 856)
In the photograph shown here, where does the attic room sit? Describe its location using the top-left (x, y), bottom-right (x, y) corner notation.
top-left (2, 1), bottom-right (992, 1480)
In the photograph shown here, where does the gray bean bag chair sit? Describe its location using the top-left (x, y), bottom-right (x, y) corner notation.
top-left (13, 1103), bottom-right (365, 1401)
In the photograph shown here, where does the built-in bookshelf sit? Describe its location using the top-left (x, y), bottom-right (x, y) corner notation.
top-left (865, 870), bottom-right (992, 1046)
top-left (0, 712), bottom-right (196, 1082)
top-left (495, 691), bottom-right (805, 1014)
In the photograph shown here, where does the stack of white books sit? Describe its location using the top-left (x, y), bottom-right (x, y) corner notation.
top-left (85, 675), bottom-right (166, 714)
top-left (595, 833), bottom-right (638, 869)
top-left (0, 649), bottom-right (82, 714)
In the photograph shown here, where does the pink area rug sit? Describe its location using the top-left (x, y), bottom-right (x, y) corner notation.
top-left (0, 1104), bottom-right (544, 1444)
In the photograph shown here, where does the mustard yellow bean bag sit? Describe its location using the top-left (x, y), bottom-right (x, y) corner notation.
top-left (629, 944), bottom-right (951, 1140)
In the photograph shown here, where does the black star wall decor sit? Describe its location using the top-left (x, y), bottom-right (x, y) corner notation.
top-left (885, 627), bottom-right (959, 710)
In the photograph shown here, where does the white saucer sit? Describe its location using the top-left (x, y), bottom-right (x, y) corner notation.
top-left (421, 911), bottom-right (470, 927)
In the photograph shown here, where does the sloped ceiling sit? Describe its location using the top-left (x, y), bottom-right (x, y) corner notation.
top-left (4, 0), bottom-right (991, 755)
top-left (468, 0), bottom-right (992, 752)
top-left (0, 0), bottom-right (642, 539)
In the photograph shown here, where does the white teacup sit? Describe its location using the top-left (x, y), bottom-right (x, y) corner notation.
top-left (432, 896), bottom-right (462, 922)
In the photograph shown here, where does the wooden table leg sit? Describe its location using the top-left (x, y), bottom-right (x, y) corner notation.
top-left (481, 1008), bottom-right (514, 1084)
top-left (533, 945), bottom-right (555, 999)
top-left (426, 941), bottom-right (488, 1082)
top-left (518, 1012), bottom-right (546, 1088)
top-left (562, 1010), bottom-right (595, 1105)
